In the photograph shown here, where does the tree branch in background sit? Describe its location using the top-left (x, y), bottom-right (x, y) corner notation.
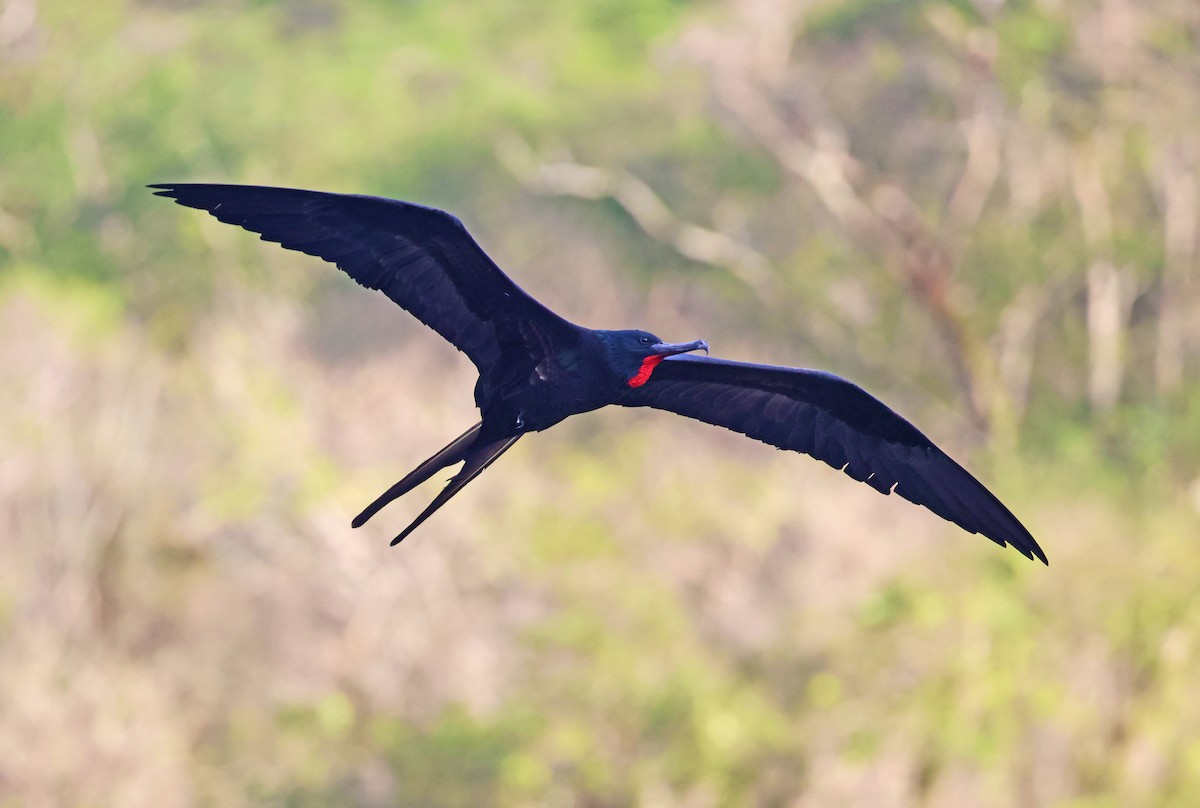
top-left (993, 272), bottom-right (1077, 431)
top-left (1155, 148), bottom-right (1197, 394)
top-left (496, 135), bottom-right (779, 303)
top-left (947, 102), bottom-right (1003, 233)
top-left (1070, 140), bottom-right (1134, 413)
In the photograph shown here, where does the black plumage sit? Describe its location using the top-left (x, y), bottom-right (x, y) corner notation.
top-left (152, 183), bottom-right (1046, 564)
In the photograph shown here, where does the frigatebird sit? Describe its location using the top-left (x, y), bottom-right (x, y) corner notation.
top-left (151, 183), bottom-right (1046, 564)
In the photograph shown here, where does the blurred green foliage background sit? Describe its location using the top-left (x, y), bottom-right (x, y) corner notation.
top-left (4, 0), bottom-right (1200, 805)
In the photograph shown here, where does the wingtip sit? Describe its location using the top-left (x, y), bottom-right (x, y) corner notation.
top-left (1014, 538), bottom-right (1049, 566)
top-left (1016, 529), bottom-right (1049, 565)
top-left (147, 183), bottom-right (182, 198)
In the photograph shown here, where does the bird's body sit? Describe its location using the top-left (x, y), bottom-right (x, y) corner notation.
top-left (476, 327), bottom-right (613, 434)
top-left (152, 183), bottom-right (1046, 564)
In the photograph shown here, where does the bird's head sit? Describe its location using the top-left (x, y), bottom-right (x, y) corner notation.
top-left (597, 329), bottom-right (709, 389)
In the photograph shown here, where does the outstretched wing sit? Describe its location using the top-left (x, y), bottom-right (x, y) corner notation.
top-left (150, 183), bottom-right (574, 376)
top-left (620, 355), bottom-right (1046, 563)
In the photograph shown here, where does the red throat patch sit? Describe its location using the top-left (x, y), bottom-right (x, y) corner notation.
top-left (627, 355), bottom-right (664, 388)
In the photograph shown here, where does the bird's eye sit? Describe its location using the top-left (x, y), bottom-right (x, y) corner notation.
top-left (639, 336), bottom-right (652, 345)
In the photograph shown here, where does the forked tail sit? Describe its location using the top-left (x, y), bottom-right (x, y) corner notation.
top-left (389, 434), bottom-right (523, 545)
top-left (352, 422), bottom-right (483, 529)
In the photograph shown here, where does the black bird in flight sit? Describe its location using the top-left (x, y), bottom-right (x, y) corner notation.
top-left (152, 184), bottom-right (1046, 564)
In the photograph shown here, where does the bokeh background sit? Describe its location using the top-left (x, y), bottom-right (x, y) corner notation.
top-left (4, 0), bottom-right (1200, 805)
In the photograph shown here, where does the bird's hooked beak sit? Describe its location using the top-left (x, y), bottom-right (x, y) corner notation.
top-left (652, 339), bottom-right (709, 357)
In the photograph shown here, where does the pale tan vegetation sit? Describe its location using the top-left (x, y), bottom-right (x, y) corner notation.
top-left (3, 0), bottom-right (1200, 805)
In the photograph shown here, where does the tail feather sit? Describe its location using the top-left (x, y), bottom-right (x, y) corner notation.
top-left (352, 422), bottom-right (482, 529)
top-left (390, 434), bottom-right (522, 546)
